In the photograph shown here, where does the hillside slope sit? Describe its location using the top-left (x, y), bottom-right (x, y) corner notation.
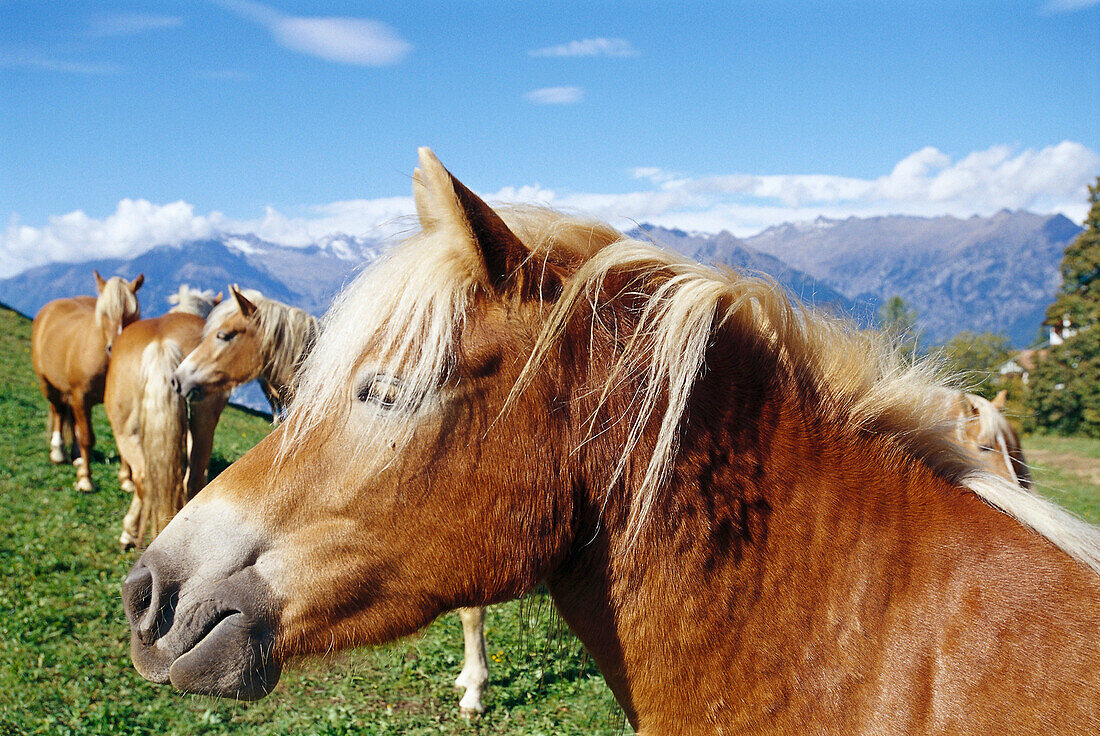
top-left (743, 210), bottom-right (1079, 344)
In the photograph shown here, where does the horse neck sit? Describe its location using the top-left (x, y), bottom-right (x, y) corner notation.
top-left (544, 331), bottom-right (1008, 733)
top-left (256, 310), bottom-right (314, 402)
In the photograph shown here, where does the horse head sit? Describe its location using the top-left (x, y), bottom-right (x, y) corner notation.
top-left (171, 286), bottom-right (265, 400)
top-left (124, 149), bottom-right (590, 700)
top-left (94, 270), bottom-right (143, 354)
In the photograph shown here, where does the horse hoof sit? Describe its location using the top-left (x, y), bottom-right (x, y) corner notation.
top-left (458, 706), bottom-right (483, 719)
top-left (76, 477), bottom-right (94, 493)
top-left (73, 457), bottom-right (85, 468)
top-left (50, 449), bottom-right (66, 464)
top-left (119, 531), bottom-right (136, 551)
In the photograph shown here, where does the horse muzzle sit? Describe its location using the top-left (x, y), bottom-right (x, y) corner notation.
top-left (170, 370), bottom-right (205, 400)
top-left (122, 544), bottom-right (282, 700)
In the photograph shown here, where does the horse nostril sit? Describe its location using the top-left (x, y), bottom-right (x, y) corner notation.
top-left (123, 563), bottom-right (153, 627)
top-left (170, 376), bottom-right (181, 395)
top-left (122, 559), bottom-right (176, 647)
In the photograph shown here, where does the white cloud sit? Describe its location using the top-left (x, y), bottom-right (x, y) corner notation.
top-left (0, 196), bottom-right (418, 278)
top-left (87, 14), bottom-right (183, 37)
top-left (529, 38), bottom-right (638, 58)
top-left (216, 0), bottom-right (410, 66)
top-left (632, 167), bottom-right (684, 185)
top-left (1, 200), bottom-right (223, 276)
top-left (525, 86), bottom-right (584, 105)
top-left (0, 52), bottom-right (122, 75)
top-left (3, 142), bottom-right (1096, 277)
top-left (1040, 0), bottom-right (1100, 13)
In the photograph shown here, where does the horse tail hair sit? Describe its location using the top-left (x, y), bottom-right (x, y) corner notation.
top-left (136, 339), bottom-right (188, 542)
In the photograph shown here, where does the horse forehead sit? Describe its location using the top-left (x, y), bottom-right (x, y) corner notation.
top-left (209, 311), bottom-right (254, 336)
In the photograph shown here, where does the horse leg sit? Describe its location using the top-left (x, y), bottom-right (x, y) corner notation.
top-left (62, 404), bottom-right (76, 461)
top-left (185, 391), bottom-right (229, 499)
top-left (70, 391), bottom-right (96, 492)
top-left (454, 606), bottom-right (489, 717)
top-left (48, 402), bottom-right (66, 463)
top-left (119, 459), bottom-right (136, 494)
top-left (38, 378), bottom-right (67, 463)
top-left (115, 433), bottom-right (145, 549)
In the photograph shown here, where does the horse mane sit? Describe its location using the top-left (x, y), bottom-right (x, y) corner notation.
top-left (206, 290), bottom-right (319, 395)
top-left (95, 277), bottom-right (140, 330)
top-left (167, 284), bottom-right (220, 319)
top-left (288, 205), bottom-right (1100, 573)
top-left (965, 392), bottom-right (1011, 448)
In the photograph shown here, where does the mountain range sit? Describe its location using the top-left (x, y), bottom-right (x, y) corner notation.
top-left (0, 210), bottom-right (1079, 352)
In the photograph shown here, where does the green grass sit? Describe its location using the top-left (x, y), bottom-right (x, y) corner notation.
top-left (1024, 434), bottom-right (1100, 523)
top-left (0, 306), bottom-right (624, 735)
top-left (3, 303), bottom-right (1099, 736)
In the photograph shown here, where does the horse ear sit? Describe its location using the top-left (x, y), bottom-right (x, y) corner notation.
top-left (213, 292), bottom-right (223, 306)
top-left (413, 147), bottom-right (556, 298)
top-left (94, 270), bottom-right (106, 294)
top-left (131, 274), bottom-right (144, 292)
top-left (231, 285), bottom-right (258, 318)
top-left (991, 390), bottom-right (1008, 411)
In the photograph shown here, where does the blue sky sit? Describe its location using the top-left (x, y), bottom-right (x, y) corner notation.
top-left (1, 0), bottom-right (1098, 275)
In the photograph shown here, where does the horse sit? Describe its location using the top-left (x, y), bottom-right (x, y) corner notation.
top-left (31, 270), bottom-right (143, 491)
top-left (106, 285), bottom-right (227, 549)
top-left (124, 149), bottom-right (1100, 733)
top-left (173, 283), bottom-right (491, 715)
top-left (166, 283), bottom-right (223, 320)
top-left (171, 286), bottom-right (318, 418)
top-left (942, 389), bottom-right (1031, 489)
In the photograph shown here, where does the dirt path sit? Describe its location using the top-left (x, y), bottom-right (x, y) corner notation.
top-left (1026, 448), bottom-right (1100, 486)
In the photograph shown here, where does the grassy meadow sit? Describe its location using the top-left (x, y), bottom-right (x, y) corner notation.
top-left (1, 303), bottom-right (1098, 735)
top-left (0, 306), bottom-right (623, 735)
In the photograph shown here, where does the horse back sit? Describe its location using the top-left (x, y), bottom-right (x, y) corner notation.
top-left (31, 296), bottom-right (106, 395)
top-left (105, 313), bottom-right (205, 424)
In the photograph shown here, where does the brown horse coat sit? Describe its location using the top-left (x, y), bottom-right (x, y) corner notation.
top-left (31, 272), bottom-right (142, 490)
top-left (124, 151), bottom-right (1099, 734)
top-left (106, 310), bottom-right (228, 549)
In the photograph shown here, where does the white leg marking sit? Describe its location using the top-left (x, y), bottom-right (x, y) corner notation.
top-left (121, 494), bottom-right (141, 549)
top-left (49, 431), bottom-right (65, 463)
top-left (454, 606), bottom-right (488, 717)
top-left (75, 458), bottom-right (93, 492)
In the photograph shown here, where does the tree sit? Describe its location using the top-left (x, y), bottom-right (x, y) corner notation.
top-left (877, 295), bottom-right (920, 357)
top-left (1027, 178), bottom-right (1100, 436)
top-left (940, 331), bottom-right (1013, 398)
top-left (1026, 327), bottom-right (1100, 437)
top-left (1045, 178), bottom-right (1100, 330)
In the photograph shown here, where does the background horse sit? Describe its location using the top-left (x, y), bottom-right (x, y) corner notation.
top-left (106, 285), bottom-right (227, 549)
top-left (31, 271), bottom-right (143, 491)
top-left (171, 286), bottom-right (317, 417)
top-left (166, 283), bottom-right (223, 319)
top-left (173, 284), bottom-right (490, 714)
top-left (124, 150), bottom-right (1100, 733)
top-left (942, 389), bottom-right (1031, 489)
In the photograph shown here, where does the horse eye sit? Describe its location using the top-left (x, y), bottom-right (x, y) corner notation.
top-left (357, 376), bottom-right (403, 409)
top-left (216, 330), bottom-right (235, 342)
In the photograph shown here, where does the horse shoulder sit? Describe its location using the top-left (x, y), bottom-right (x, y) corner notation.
top-left (155, 312), bottom-right (205, 354)
top-left (32, 297), bottom-right (103, 389)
